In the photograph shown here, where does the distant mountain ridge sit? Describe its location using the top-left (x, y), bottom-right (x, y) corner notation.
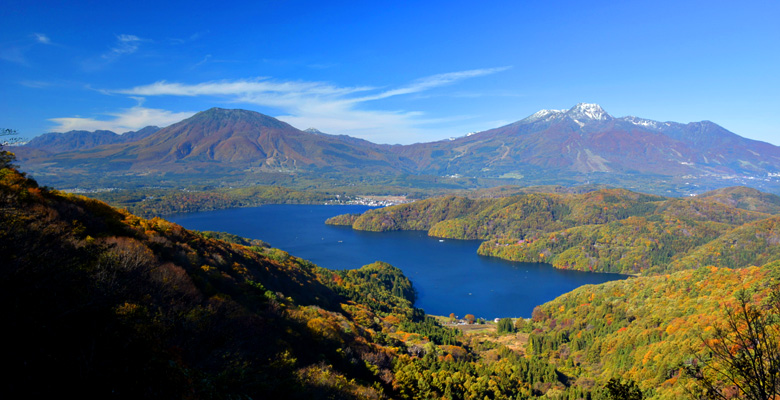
top-left (395, 103), bottom-right (780, 178)
top-left (20, 108), bottom-right (412, 174)
top-left (25, 126), bottom-right (160, 153)
top-left (16, 104), bottom-right (780, 193)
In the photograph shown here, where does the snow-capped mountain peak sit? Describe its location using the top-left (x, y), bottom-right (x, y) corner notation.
top-left (521, 109), bottom-right (566, 123)
top-left (565, 103), bottom-right (612, 121)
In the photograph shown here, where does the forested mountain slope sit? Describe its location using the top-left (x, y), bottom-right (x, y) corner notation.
top-left (527, 263), bottom-right (780, 399)
top-left (329, 188), bottom-right (780, 274)
top-left (23, 126), bottom-right (160, 154)
top-left (6, 140), bottom-right (780, 398)
top-left (0, 163), bottom-right (584, 399)
top-left (391, 103), bottom-right (780, 179)
top-left (17, 108), bottom-right (412, 175)
top-left (697, 186), bottom-right (780, 214)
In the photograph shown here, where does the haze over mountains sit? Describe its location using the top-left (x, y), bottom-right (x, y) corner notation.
top-left (17, 104), bottom-right (780, 194)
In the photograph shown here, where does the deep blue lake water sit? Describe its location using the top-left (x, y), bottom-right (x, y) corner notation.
top-left (169, 204), bottom-right (624, 319)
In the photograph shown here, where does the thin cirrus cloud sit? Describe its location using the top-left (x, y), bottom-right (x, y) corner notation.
top-left (104, 66), bottom-right (511, 143)
top-left (82, 34), bottom-right (143, 71)
top-left (104, 34), bottom-right (142, 59)
top-left (350, 67), bottom-right (511, 103)
top-left (0, 47), bottom-right (27, 64)
top-left (33, 33), bottom-right (51, 44)
top-left (0, 32), bottom-right (54, 65)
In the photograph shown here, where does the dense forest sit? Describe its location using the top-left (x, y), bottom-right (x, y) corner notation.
top-left (329, 189), bottom-right (780, 275)
top-left (6, 136), bottom-right (780, 399)
top-left (528, 263), bottom-right (780, 399)
top-left (1, 155), bottom-right (622, 398)
top-left (322, 188), bottom-right (780, 398)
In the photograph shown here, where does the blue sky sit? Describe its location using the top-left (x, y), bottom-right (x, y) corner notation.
top-left (2, 0), bottom-right (779, 145)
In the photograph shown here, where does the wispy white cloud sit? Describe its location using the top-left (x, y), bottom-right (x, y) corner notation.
top-left (109, 67), bottom-right (510, 143)
top-left (1, 32), bottom-right (56, 65)
top-left (118, 77), bottom-right (372, 98)
top-left (412, 88), bottom-right (525, 100)
top-left (83, 34), bottom-right (144, 71)
top-left (168, 31), bottom-right (209, 45)
top-left (191, 54), bottom-right (212, 69)
top-left (0, 47), bottom-right (28, 64)
top-left (33, 33), bottom-right (51, 44)
top-left (189, 54), bottom-right (239, 70)
top-left (49, 106), bottom-right (195, 133)
top-left (352, 67), bottom-right (512, 103)
top-left (103, 34), bottom-right (142, 59)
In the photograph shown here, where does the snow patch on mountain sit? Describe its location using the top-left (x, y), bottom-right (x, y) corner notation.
top-left (520, 103), bottom-right (613, 125)
top-left (521, 109), bottom-right (566, 123)
top-left (566, 103), bottom-right (612, 121)
top-left (623, 116), bottom-right (662, 129)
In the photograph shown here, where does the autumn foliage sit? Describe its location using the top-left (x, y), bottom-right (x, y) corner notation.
top-left (333, 189), bottom-right (780, 275)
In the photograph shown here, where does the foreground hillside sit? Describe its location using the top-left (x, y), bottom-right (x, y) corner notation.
top-left (3, 165), bottom-right (364, 397)
top-left (1, 164), bottom-right (588, 399)
top-left (6, 144), bottom-right (780, 398)
top-left (329, 188), bottom-right (780, 275)
top-left (528, 262), bottom-right (780, 399)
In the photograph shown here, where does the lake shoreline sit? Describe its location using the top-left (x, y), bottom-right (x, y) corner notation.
top-left (170, 204), bottom-right (626, 318)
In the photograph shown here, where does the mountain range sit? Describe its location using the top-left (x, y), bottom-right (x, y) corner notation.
top-left (22, 125), bottom-right (160, 155)
top-left (397, 103), bottom-right (780, 178)
top-left (16, 103), bottom-right (780, 193)
top-left (7, 109), bottom-right (780, 398)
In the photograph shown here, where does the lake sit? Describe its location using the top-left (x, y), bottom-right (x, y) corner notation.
top-left (169, 204), bottom-right (625, 319)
